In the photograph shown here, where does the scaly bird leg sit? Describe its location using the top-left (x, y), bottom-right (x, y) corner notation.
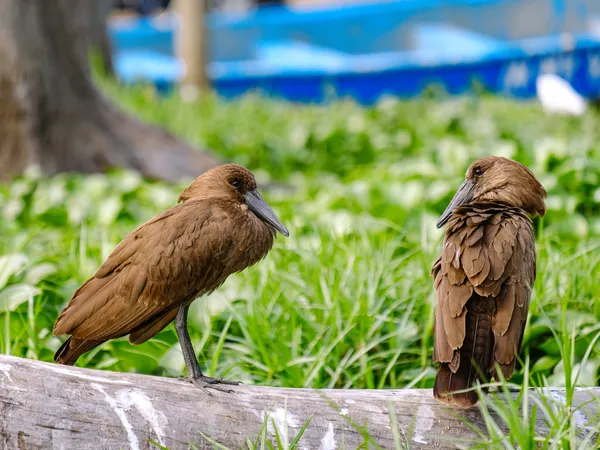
top-left (175, 304), bottom-right (240, 395)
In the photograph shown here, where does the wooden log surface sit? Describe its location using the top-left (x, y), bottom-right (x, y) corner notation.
top-left (0, 354), bottom-right (598, 450)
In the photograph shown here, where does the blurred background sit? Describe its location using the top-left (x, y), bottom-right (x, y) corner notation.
top-left (109, 0), bottom-right (600, 105)
top-left (1, 2), bottom-right (600, 444)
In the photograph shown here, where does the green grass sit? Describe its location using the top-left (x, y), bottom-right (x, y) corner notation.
top-left (1, 82), bottom-right (600, 448)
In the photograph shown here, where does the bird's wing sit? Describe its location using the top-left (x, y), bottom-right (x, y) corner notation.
top-left (53, 201), bottom-right (234, 341)
top-left (489, 212), bottom-right (536, 378)
top-left (432, 208), bottom-right (536, 377)
top-left (431, 255), bottom-right (454, 364)
top-left (128, 307), bottom-right (180, 345)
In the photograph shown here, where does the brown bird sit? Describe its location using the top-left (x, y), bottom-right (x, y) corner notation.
top-left (53, 164), bottom-right (289, 392)
top-left (431, 156), bottom-right (546, 408)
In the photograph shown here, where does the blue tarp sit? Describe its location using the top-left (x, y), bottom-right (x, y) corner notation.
top-left (109, 0), bottom-right (600, 103)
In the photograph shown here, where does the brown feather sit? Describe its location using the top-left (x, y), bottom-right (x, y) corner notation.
top-left (447, 264), bottom-right (466, 285)
top-left (464, 226), bottom-right (484, 246)
top-left (129, 308), bottom-right (179, 345)
top-left (54, 337), bottom-right (105, 366)
top-left (492, 283), bottom-right (515, 336)
top-left (443, 299), bottom-right (467, 350)
top-left (448, 283), bottom-right (472, 317)
top-left (494, 293), bottom-right (527, 365)
top-left (461, 244), bottom-right (482, 275)
top-left (434, 363), bottom-right (479, 408)
top-left (449, 349), bottom-right (460, 373)
top-left (433, 296), bottom-right (454, 363)
top-left (470, 246), bottom-right (491, 285)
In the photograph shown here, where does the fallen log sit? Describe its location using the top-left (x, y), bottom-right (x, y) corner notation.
top-left (0, 354), bottom-right (598, 449)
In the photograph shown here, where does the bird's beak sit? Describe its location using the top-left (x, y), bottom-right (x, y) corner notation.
top-left (245, 189), bottom-right (290, 237)
top-left (436, 180), bottom-right (475, 229)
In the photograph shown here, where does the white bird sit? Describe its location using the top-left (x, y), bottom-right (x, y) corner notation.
top-left (536, 73), bottom-right (587, 116)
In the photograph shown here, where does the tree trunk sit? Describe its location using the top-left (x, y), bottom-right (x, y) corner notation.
top-left (0, 355), bottom-right (598, 450)
top-left (88, 0), bottom-right (116, 77)
top-left (0, 0), bottom-right (220, 183)
top-left (176, 0), bottom-right (208, 90)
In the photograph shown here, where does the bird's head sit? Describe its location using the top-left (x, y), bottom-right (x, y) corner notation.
top-left (436, 156), bottom-right (547, 229)
top-left (178, 164), bottom-right (289, 236)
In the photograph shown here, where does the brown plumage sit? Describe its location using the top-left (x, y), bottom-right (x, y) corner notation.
top-left (431, 156), bottom-right (546, 408)
top-left (53, 164), bottom-right (288, 392)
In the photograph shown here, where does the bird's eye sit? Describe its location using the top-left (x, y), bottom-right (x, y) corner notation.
top-left (474, 167), bottom-right (484, 177)
top-left (231, 179), bottom-right (241, 189)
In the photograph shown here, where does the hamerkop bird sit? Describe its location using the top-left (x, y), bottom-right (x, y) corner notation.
top-left (431, 156), bottom-right (546, 407)
top-left (53, 164), bottom-right (289, 392)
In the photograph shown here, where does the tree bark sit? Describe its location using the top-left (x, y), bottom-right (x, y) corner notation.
top-left (0, 355), bottom-right (598, 450)
top-left (0, 0), bottom-right (220, 183)
top-left (88, 0), bottom-right (116, 77)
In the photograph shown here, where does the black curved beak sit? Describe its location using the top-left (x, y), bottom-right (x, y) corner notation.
top-left (436, 180), bottom-right (475, 229)
top-left (245, 189), bottom-right (289, 237)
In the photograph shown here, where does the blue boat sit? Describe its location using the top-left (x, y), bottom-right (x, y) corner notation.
top-left (109, 0), bottom-right (600, 104)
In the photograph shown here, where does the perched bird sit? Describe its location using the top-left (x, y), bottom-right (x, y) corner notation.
top-left (431, 156), bottom-right (546, 408)
top-left (53, 164), bottom-right (289, 393)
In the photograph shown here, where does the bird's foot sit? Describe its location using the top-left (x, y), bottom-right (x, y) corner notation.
top-left (179, 375), bottom-right (241, 395)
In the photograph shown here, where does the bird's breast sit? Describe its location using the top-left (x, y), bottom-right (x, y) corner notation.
top-left (207, 209), bottom-right (274, 275)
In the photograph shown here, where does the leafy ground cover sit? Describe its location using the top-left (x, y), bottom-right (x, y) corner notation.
top-left (1, 84), bottom-right (600, 448)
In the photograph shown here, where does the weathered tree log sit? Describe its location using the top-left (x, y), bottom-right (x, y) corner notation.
top-left (0, 0), bottom-right (220, 183)
top-left (0, 355), bottom-right (598, 450)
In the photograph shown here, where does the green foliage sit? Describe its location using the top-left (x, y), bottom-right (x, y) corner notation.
top-left (1, 83), bottom-right (600, 448)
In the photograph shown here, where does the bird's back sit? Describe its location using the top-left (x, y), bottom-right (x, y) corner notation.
top-left (431, 202), bottom-right (536, 407)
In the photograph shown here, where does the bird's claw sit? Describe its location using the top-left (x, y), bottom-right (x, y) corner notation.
top-left (201, 376), bottom-right (241, 386)
top-left (181, 375), bottom-right (241, 395)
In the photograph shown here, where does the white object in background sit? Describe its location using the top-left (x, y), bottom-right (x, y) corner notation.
top-left (588, 16), bottom-right (600, 38)
top-left (536, 73), bottom-right (587, 116)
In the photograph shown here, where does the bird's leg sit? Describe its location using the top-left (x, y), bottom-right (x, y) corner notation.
top-left (175, 304), bottom-right (240, 394)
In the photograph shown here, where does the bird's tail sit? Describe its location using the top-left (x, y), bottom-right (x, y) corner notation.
top-left (433, 361), bottom-right (482, 408)
top-left (433, 311), bottom-right (494, 408)
top-left (54, 337), bottom-right (105, 366)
